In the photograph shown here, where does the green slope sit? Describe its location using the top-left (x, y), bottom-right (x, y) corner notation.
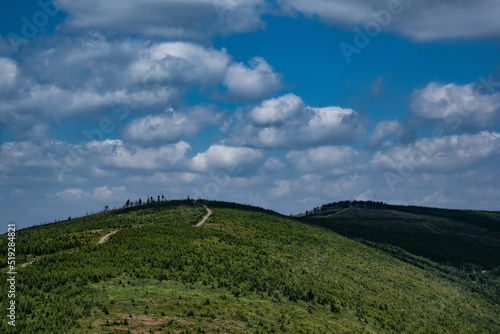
top-left (1, 200), bottom-right (499, 333)
top-left (303, 206), bottom-right (500, 268)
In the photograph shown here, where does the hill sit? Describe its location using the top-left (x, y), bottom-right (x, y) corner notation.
top-left (301, 202), bottom-right (500, 267)
top-left (301, 201), bottom-right (500, 303)
top-left (1, 199), bottom-right (500, 333)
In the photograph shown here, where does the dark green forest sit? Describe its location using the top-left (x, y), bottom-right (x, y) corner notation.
top-left (1, 199), bottom-right (499, 333)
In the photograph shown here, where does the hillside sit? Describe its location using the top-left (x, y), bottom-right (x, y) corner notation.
top-left (302, 203), bottom-right (500, 268)
top-left (1, 200), bottom-right (500, 333)
top-left (302, 201), bottom-right (500, 304)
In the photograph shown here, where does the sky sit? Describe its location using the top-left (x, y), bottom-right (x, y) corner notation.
top-left (1, 0), bottom-right (500, 229)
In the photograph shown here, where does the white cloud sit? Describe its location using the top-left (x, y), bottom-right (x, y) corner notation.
top-left (281, 0), bottom-right (500, 40)
top-left (230, 94), bottom-right (367, 148)
top-left (369, 120), bottom-right (404, 146)
top-left (410, 82), bottom-right (500, 132)
top-left (286, 146), bottom-right (360, 174)
top-left (0, 57), bottom-right (17, 91)
top-left (59, 0), bottom-right (266, 40)
top-left (371, 131), bottom-right (500, 173)
top-left (271, 180), bottom-right (292, 197)
top-left (250, 94), bottom-right (304, 125)
top-left (190, 145), bottom-right (265, 174)
top-left (31, 38), bottom-right (250, 96)
top-left (124, 105), bottom-right (223, 143)
top-left (263, 157), bottom-right (285, 171)
top-left (92, 186), bottom-right (126, 200)
top-left (53, 186), bottom-right (126, 201)
top-left (94, 140), bottom-right (191, 170)
top-left (223, 57), bottom-right (283, 101)
top-left (308, 106), bottom-right (364, 140)
top-left (132, 172), bottom-right (202, 186)
top-left (137, 41), bottom-right (231, 88)
top-left (0, 141), bottom-right (56, 172)
top-left (136, 43), bottom-right (282, 101)
top-left (0, 40), bottom-right (282, 133)
top-left (1, 85), bottom-right (177, 120)
top-left (53, 188), bottom-right (86, 201)
top-left (0, 139), bottom-right (192, 188)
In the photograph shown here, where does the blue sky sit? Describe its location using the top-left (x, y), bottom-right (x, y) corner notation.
top-left (1, 0), bottom-right (500, 228)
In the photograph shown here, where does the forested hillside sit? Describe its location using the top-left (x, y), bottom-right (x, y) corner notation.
top-left (303, 201), bottom-right (500, 306)
top-left (1, 200), bottom-right (499, 333)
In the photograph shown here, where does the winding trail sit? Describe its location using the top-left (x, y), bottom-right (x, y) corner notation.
top-left (334, 207), bottom-right (351, 215)
top-left (21, 260), bottom-right (36, 268)
top-left (195, 205), bottom-right (212, 227)
top-left (98, 230), bottom-right (118, 245)
top-left (322, 207), bottom-right (351, 218)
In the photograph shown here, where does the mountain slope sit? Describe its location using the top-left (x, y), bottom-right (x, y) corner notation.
top-left (1, 200), bottom-right (499, 333)
top-left (303, 206), bottom-right (500, 269)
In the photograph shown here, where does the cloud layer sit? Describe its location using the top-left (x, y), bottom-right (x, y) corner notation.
top-left (58, 0), bottom-right (267, 40)
top-left (282, 0), bottom-right (500, 40)
top-left (371, 131), bottom-right (500, 173)
top-left (0, 38), bottom-right (283, 141)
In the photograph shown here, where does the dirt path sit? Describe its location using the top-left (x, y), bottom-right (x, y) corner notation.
top-left (21, 260), bottom-right (36, 268)
top-left (323, 207), bottom-right (351, 218)
top-left (98, 230), bottom-right (118, 245)
top-left (195, 205), bottom-right (212, 227)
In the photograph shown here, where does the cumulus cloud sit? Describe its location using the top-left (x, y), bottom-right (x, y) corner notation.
top-left (190, 145), bottom-right (265, 174)
top-left (263, 157), bottom-right (285, 171)
top-left (230, 94), bottom-right (367, 148)
top-left (265, 173), bottom-right (371, 209)
top-left (0, 57), bottom-right (17, 91)
top-left (51, 186), bottom-right (127, 202)
top-left (286, 145), bottom-right (360, 174)
top-left (0, 39), bottom-right (282, 135)
top-left (136, 41), bottom-right (231, 89)
top-left (0, 141), bottom-right (58, 175)
top-left (90, 140), bottom-right (191, 170)
top-left (137, 43), bottom-right (282, 101)
top-left (369, 120), bottom-right (404, 146)
top-left (124, 105), bottom-right (224, 143)
top-left (0, 43), bottom-right (180, 136)
top-left (0, 139), bottom-right (192, 186)
top-left (59, 0), bottom-right (266, 40)
top-left (1, 84), bottom-right (176, 120)
top-left (281, 0), bottom-right (500, 40)
top-left (410, 82), bottom-right (500, 132)
top-left (29, 36), bottom-right (223, 91)
top-left (223, 57), bottom-right (283, 101)
top-left (92, 186), bottom-right (127, 200)
top-left (371, 131), bottom-right (500, 173)
top-left (249, 93), bottom-right (304, 125)
top-left (0, 38), bottom-right (284, 144)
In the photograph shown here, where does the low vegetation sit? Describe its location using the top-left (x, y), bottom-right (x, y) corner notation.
top-left (1, 199), bottom-right (499, 333)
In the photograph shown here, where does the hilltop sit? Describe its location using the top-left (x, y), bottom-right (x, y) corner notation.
top-left (1, 199), bottom-right (499, 333)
